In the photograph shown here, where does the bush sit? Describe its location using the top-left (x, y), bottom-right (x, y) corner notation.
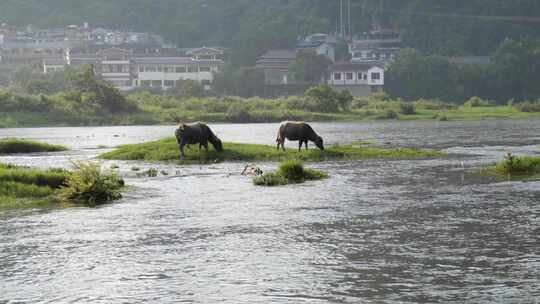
top-left (464, 96), bottom-right (494, 107)
top-left (57, 161), bottom-right (124, 206)
top-left (493, 152), bottom-right (540, 175)
top-left (413, 99), bottom-right (456, 110)
top-left (399, 102), bottom-right (416, 115)
top-left (378, 109), bottom-right (398, 119)
top-left (515, 100), bottom-right (540, 112)
top-left (278, 159), bottom-right (305, 181)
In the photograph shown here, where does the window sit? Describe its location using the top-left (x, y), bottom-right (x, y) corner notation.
top-left (371, 72), bottom-right (381, 80)
top-left (151, 80), bottom-right (162, 87)
top-left (199, 66), bottom-right (211, 72)
top-left (363, 73), bottom-right (368, 80)
top-left (139, 65), bottom-right (144, 72)
top-left (201, 79), bottom-right (211, 85)
top-left (175, 66), bottom-right (186, 73)
top-left (333, 72), bottom-right (341, 80)
top-left (164, 80), bottom-right (174, 87)
top-left (345, 72), bottom-right (353, 80)
top-left (157, 65), bottom-right (163, 72)
top-left (188, 65), bottom-right (198, 73)
top-left (145, 65), bottom-right (157, 72)
top-left (163, 66), bottom-right (171, 73)
top-left (141, 80), bottom-right (151, 87)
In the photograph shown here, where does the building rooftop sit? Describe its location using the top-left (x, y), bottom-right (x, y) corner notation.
top-left (329, 62), bottom-right (384, 71)
top-left (257, 49), bottom-right (296, 60)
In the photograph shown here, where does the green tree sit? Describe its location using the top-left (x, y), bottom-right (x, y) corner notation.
top-left (289, 51), bottom-right (332, 83)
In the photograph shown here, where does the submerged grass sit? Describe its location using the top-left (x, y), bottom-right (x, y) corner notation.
top-left (0, 138), bottom-right (67, 154)
top-left (253, 160), bottom-right (328, 186)
top-left (99, 137), bottom-right (443, 163)
top-left (0, 161), bottom-right (124, 210)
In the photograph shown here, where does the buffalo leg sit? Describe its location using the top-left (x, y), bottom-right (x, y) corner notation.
top-left (298, 141), bottom-right (302, 152)
top-left (305, 141), bottom-right (308, 150)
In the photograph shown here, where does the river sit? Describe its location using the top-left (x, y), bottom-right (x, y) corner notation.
top-left (1, 120), bottom-right (539, 303)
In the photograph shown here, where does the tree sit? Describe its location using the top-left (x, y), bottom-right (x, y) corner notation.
top-left (304, 84), bottom-right (350, 112)
top-left (169, 80), bottom-right (204, 99)
top-left (289, 51), bottom-right (332, 83)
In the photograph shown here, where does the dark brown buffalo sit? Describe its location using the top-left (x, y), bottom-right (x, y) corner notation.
top-left (276, 121), bottom-right (324, 151)
top-left (175, 123), bottom-right (223, 157)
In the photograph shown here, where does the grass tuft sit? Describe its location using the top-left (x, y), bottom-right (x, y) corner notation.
top-left (254, 160), bottom-right (328, 186)
top-left (484, 152), bottom-right (540, 176)
top-left (0, 138), bottom-right (67, 154)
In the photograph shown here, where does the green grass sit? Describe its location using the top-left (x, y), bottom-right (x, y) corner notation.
top-left (99, 137), bottom-right (443, 163)
top-left (483, 153), bottom-right (540, 177)
top-left (253, 160), bottom-right (328, 186)
top-left (0, 162), bottom-right (124, 210)
top-left (0, 138), bottom-right (67, 154)
top-left (0, 164), bottom-right (70, 210)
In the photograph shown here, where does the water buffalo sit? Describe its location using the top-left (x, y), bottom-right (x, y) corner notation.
top-left (276, 121), bottom-right (324, 151)
top-left (175, 123), bottom-right (223, 157)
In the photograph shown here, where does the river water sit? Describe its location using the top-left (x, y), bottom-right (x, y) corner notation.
top-left (1, 120), bottom-right (539, 303)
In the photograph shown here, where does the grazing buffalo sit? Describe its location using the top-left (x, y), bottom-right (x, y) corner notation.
top-left (175, 123), bottom-right (223, 157)
top-left (276, 121), bottom-right (324, 151)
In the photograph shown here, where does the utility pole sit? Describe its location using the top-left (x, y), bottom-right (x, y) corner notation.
top-left (348, 0), bottom-right (351, 38)
top-left (340, 0), bottom-right (344, 37)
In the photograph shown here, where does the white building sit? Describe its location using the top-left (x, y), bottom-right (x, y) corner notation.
top-left (43, 47), bottom-right (224, 91)
top-left (133, 47), bottom-right (223, 90)
top-left (327, 62), bottom-right (384, 96)
top-left (350, 29), bottom-right (401, 64)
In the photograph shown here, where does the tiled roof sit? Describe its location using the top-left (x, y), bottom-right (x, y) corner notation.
top-left (329, 62), bottom-right (384, 71)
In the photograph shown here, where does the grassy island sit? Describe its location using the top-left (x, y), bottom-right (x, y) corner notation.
top-left (483, 153), bottom-right (540, 178)
top-left (99, 137), bottom-right (443, 163)
top-left (0, 162), bottom-right (124, 211)
top-left (0, 138), bottom-right (67, 154)
top-left (254, 160), bottom-right (328, 186)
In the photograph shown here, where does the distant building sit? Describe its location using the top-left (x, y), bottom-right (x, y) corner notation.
top-left (350, 29), bottom-right (401, 64)
top-left (296, 33), bottom-right (337, 62)
top-left (255, 49), bottom-right (297, 85)
top-left (44, 47), bottom-right (225, 91)
top-left (327, 62), bottom-right (384, 96)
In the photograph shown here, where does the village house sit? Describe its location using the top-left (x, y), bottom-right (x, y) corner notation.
top-left (349, 29), bottom-right (401, 64)
top-left (327, 62), bottom-right (384, 96)
top-left (43, 46), bottom-right (225, 91)
top-left (255, 49), bottom-right (296, 85)
top-left (296, 33), bottom-right (337, 62)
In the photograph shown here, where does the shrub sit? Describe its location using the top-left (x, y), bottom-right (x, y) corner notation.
top-left (278, 159), bottom-right (305, 181)
top-left (515, 100), bottom-right (540, 112)
top-left (490, 152), bottom-right (540, 176)
top-left (399, 102), bottom-right (416, 115)
top-left (57, 161), bottom-right (124, 206)
top-left (378, 109), bottom-right (398, 119)
top-left (464, 96), bottom-right (494, 107)
top-left (414, 99), bottom-right (456, 110)
top-left (253, 172), bottom-right (288, 186)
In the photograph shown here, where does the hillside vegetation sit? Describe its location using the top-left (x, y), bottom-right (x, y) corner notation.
top-left (1, 1), bottom-right (539, 65)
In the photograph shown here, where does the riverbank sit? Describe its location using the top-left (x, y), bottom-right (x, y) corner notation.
top-left (99, 137), bottom-right (443, 163)
top-left (2, 86), bottom-right (540, 128)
